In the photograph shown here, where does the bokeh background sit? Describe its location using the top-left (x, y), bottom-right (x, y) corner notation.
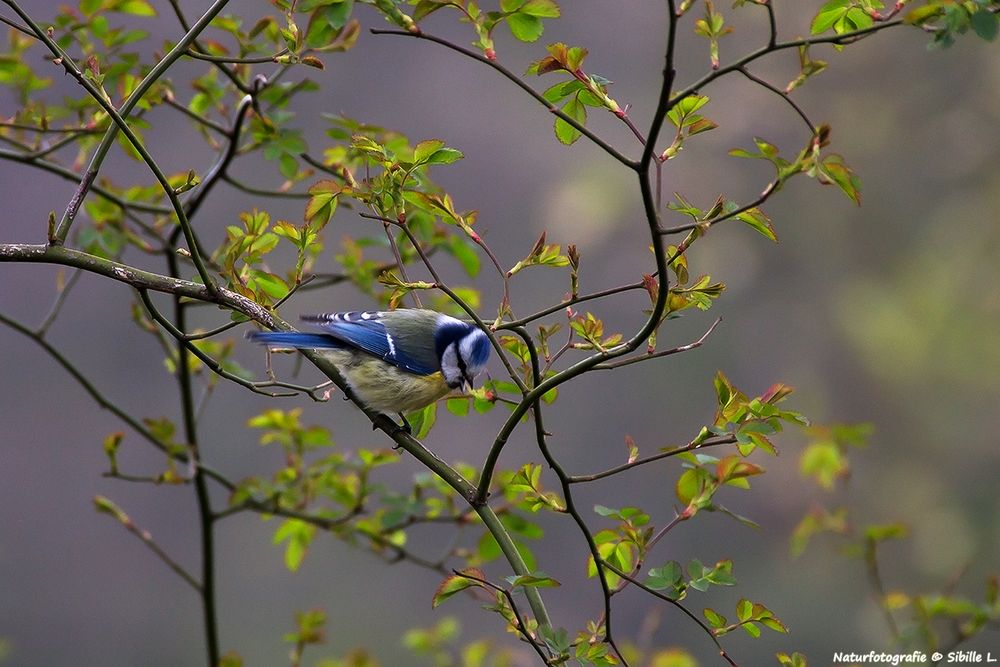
top-left (2, 1), bottom-right (999, 665)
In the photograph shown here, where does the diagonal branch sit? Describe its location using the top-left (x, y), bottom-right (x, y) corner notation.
top-left (602, 561), bottom-right (739, 666)
top-left (2, 0), bottom-right (225, 291)
top-left (475, 0), bottom-right (680, 505)
top-left (0, 241), bottom-right (552, 632)
top-left (670, 19), bottom-right (904, 105)
top-left (593, 316), bottom-right (722, 370)
top-left (369, 28), bottom-right (637, 169)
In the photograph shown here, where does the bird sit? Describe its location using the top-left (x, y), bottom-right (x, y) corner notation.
top-left (247, 309), bottom-right (491, 427)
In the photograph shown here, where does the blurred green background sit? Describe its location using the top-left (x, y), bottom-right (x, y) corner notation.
top-left (1, 1), bottom-right (998, 665)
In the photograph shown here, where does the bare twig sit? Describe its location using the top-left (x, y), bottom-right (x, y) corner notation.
top-left (593, 316), bottom-right (722, 370)
top-left (568, 434), bottom-right (737, 484)
top-left (96, 499), bottom-right (202, 593)
top-left (737, 67), bottom-right (815, 135)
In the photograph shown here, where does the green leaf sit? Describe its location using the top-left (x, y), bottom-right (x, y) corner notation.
top-left (735, 207), bottom-right (777, 242)
top-left (273, 519), bottom-right (316, 572)
top-left (777, 652), bottom-right (809, 667)
top-left (736, 598), bottom-right (753, 622)
top-left (818, 154), bottom-right (861, 204)
top-left (413, 139), bottom-right (445, 163)
top-left (811, 0), bottom-right (850, 34)
top-left (405, 402), bottom-right (438, 439)
top-left (865, 523), bottom-right (908, 543)
top-left (507, 12), bottom-right (544, 42)
top-left (704, 607), bottom-right (727, 628)
top-left (112, 0), bottom-right (156, 16)
top-left (554, 95), bottom-right (586, 145)
top-left (647, 561), bottom-right (686, 599)
top-left (542, 79), bottom-right (584, 103)
top-left (799, 441), bottom-right (845, 490)
top-left (520, 0), bottom-right (560, 18)
top-left (505, 572), bottom-right (561, 588)
top-left (432, 569), bottom-right (486, 607)
top-left (971, 10), bottom-right (999, 41)
top-left (93, 495), bottom-right (130, 524)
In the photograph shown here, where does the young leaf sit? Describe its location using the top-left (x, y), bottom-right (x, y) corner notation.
top-left (432, 568), bottom-right (487, 608)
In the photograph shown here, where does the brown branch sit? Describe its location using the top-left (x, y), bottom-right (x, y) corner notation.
top-left (737, 67), bottom-right (815, 135)
top-left (593, 316), bottom-right (722, 370)
top-left (369, 28), bottom-right (637, 169)
top-left (568, 434), bottom-right (738, 484)
top-left (601, 562), bottom-right (740, 667)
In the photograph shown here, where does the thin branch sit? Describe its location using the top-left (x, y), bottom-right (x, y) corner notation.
top-left (0, 244), bottom-right (553, 635)
top-left (0, 310), bottom-right (176, 457)
top-left (359, 211), bottom-right (528, 394)
top-left (0, 10), bottom-right (31, 35)
top-left (221, 174), bottom-right (310, 199)
top-left (139, 289), bottom-right (333, 399)
top-left (183, 94), bottom-right (254, 220)
top-left (370, 28), bottom-right (637, 169)
top-left (601, 562), bottom-right (740, 667)
top-left (2, 0), bottom-right (233, 247)
top-left (167, 252), bottom-right (220, 666)
top-left (0, 120), bottom-right (102, 134)
top-left (299, 152), bottom-right (346, 178)
top-left (475, 0), bottom-right (679, 505)
top-left (660, 183), bottom-right (776, 236)
top-left (737, 67), bottom-right (814, 135)
top-left (452, 570), bottom-right (552, 663)
top-left (163, 96), bottom-right (230, 135)
top-left (498, 280), bottom-right (647, 330)
top-left (670, 19), bottom-right (904, 105)
top-left (104, 471), bottom-right (185, 484)
top-left (36, 268), bottom-right (83, 336)
top-left (26, 130), bottom-right (93, 160)
top-left (0, 304), bottom-right (236, 496)
top-left (183, 275), bottom-right (315, 341)
top-left (2, 0), bottom-right (223, 292)
top-left (508, 325), bottom-right (627, 664)
top-left (166, 0), bottom-right (252, 94)
top-left (379, 215), bottom-right (423, 308)
top-left (185, 48), bottom-right (287, 64)
top-left (98, 502), bottom-right (202, 593)
top-left (568, 435), bottom-right (737, 484)
top-left (0, 147), bottom-right (172, 215)
top-left (762, 0), bottom-right (777, 49)
top-left (593, 316), bottom-right (722, 370)
top-left (865, 539), bottom-right (902, 641)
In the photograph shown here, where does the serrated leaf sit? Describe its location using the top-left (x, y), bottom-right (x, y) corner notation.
top-left (507, 12), bottom-right (544, 42)
top-left (735, 207), bottom-right (777, 242)
top-left (554, 95), bottom-right (586, 145)
top-left (433, 569), bottom-right (486, 608)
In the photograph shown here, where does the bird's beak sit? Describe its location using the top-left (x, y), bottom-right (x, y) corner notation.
top-left (461, 378), bottom-right (472, 394)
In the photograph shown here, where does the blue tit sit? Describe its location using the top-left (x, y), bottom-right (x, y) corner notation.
top-left (247, 309), bottom-right (491, 417)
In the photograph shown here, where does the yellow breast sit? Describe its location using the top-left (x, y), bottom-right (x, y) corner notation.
top-left (325, 350), bottom-right (453, 414)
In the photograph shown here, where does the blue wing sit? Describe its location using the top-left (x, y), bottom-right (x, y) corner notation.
top-left (246, 331), bottom-right (343, 349)
top-left (301, 311), bottom-right (439, 376)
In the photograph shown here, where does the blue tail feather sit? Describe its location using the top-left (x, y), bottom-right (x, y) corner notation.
top-left (246, 331), bottom-right (342, 349)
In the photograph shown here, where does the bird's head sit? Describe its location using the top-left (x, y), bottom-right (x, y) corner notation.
top-left (435, 319), bottom-right (490, 392)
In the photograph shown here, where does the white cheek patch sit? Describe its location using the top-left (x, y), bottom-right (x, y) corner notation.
top-left (459, 330), bottom-right (488, 377)
top-left (440, 343), bottom-right (461, 386)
